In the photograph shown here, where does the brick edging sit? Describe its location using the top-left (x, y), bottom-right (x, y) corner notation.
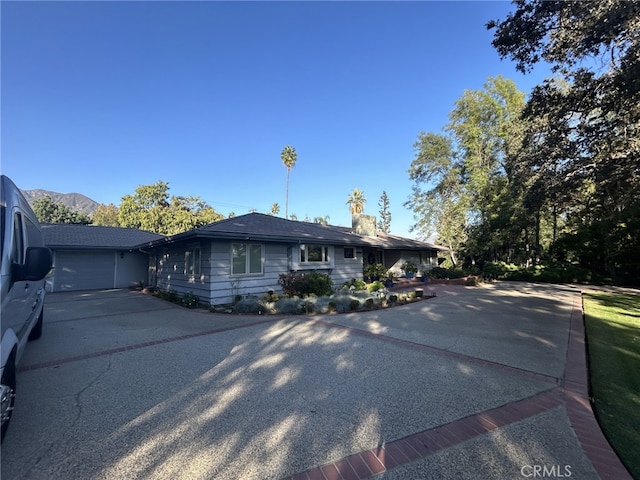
top-left (281, 389), bottom-right (564, 480)
top-left (563, 293), bottom-right (632, 479)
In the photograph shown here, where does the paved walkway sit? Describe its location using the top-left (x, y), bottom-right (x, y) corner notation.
top-left (281, 284), bottom-right (632, 479)
top-left (2, 283), bottom-right (633, 479)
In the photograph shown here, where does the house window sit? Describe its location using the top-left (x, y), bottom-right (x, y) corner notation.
top-left (344, 247), bottom-right (355, 259)
top-left (232, 243), bottom-right (263, 275)
top-left (290, 244), bottom-right (334, 270)
top-left (300, 244), bottom-right (330, 263)
top-left (185, 247), bottom-right (201, 276)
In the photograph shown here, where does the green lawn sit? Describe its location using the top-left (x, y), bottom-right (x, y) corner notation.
top-left (583, 292), bottom-right (640, 478)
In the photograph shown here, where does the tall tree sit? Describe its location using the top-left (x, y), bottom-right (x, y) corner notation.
top-left (269, 202), bottom-right (280, 216)
top-left (32, 196), bottom-right (91, 224)
top-left (406, 77), bottom-right (526, 265)
top-left (346, 188), bottom-right (366, 214)
top-left (280, 145), bottom-right (297, 219)
top-left (91, 203), bottom-right (120, 227)
top-left (406, 132), bottom-right (467, 266)
top-left (377, 191), bottom-right (392, 233)
top-left (489, 0), bottom-right (640, 282)
top-left (118, 181), bottom-right (223, 235)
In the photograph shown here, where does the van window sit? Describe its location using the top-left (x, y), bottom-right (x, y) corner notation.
top-left (25, 216), bottom-right (44, 247)
top-left (12, 212), bottom-right (25, 264)
top-left (0, 205), bottom-right (5, 258)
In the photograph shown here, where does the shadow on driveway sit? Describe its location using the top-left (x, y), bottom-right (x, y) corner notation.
top-left (1, 283), bottom-right (605, 479)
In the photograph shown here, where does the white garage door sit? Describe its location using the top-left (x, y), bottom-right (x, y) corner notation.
top-left (54, 251), bottom-right (115, 291)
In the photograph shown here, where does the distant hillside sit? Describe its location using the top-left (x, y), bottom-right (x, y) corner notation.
top-left (22, 189), bottom-right (100, 216)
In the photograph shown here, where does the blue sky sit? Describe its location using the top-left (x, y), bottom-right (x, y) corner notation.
top-left (2, 1), bottom-right (548, 239)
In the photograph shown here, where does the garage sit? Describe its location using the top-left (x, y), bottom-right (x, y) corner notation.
top-left (41, 224), bottom-right (164, 292)
top-left (52, 250), bottom-right (116, 291)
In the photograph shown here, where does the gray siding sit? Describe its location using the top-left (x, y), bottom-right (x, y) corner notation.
top-left (209, 241), bottom-right (288, 305)
top-left (153, 240), bottom-right (366, 305)
top-left (155, 242), bottom-right (211, 302)
top-left (332, 246), bottom-right (364, 287)
top-left (115, 251), bottom-right (151, 288)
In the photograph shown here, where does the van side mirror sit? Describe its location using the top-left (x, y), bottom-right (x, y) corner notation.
top-left (13, 247), bottom-right (53, 281)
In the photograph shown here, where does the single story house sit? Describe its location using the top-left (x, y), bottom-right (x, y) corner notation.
top-left (138, 213), bottom-right (447, 306)
top-left (41, 224), bottom-right (163, 292)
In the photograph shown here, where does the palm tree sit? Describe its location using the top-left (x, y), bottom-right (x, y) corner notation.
top-left (280, 145), bottom-right (297, 219)
top-left (346, 188), bottom-right (366, 214)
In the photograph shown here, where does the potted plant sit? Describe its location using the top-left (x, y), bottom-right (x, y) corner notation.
top-left (384, 271), bottom-right (395, 288)
top-left (364, 263), bottom-right (387, 282)
top-left (401, 261), bottom-right (418, 279)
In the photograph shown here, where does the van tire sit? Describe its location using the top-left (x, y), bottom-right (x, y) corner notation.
top-left (1, 353), bottom-right (16, 442)
top-left (28, 310), bottom-right (43, 341)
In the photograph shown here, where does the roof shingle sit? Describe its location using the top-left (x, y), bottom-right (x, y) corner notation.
top-left (41, 224), bottom-right (164, 249)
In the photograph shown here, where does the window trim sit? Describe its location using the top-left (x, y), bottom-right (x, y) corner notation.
top-left (184, 246), bottom-right (201, 276)
top-left (231, 243), bottom-right (264, 276)
top-left (290, 244), bottom-right (335, 270)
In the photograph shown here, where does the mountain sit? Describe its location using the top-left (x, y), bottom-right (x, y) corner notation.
top-left (22, 189), bottom-right (100, 216)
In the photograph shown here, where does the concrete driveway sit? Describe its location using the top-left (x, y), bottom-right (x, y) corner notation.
top-left (0, 283), bottom-right (631, 479)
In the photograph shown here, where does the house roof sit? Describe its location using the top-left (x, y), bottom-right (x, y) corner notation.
top-left (138, 213), bottom-right (446, 251)
top-left (41, 224), bottom-right (164, 250)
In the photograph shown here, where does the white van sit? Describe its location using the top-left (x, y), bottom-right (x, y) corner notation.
top-left (0, 175), bottom-right (52, 441)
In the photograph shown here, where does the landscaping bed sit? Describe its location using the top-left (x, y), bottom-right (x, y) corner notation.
top-left (220, 287), bottom-right (434, 315)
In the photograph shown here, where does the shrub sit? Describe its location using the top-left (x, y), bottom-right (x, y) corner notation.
top-left (166, 289), bottom-right (179, 302)
top-left (234, 297), bottom-right (266, 314)
top-left (401, 261), bottom-right (418, 275)
top-left (274, 298), bottom-right (300, 314)
top-left (364, 263), bottom-right (388, 281)
top-left (481, 261), bottom-right (603, 284)
top-left (299, 272), bottom-right (333, 297)
top-left (429, 267), bottom-right (466, 279)
top-left (278, 272), bottom-right (305, 297)
top-left (350, 299), bottom-right (361, 311)
top-left (342, 278), bottom-right (367, 290)
top-left (278, 272), bottom-right (333, 297)
top-left (262, 290), bottom-right (279, 303)
top-left (182, 291), bottom-right (199, 308)
top-left (367, 280), bottom-right (385, 292)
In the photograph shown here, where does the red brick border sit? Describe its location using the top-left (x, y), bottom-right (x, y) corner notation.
top-left (280, 389), bottom-right (564, 480)
top-left (563, 294), bottom-right (632, 479)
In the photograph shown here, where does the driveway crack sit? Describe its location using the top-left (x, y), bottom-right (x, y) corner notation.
top-left (21, 356), bottom-right (114, 479)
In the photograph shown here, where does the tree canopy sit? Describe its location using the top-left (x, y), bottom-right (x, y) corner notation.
top-left (32, 196), bottom-right (91, 224)
top-left (91, 203), bottom-right (120, 227)
top-left (377, 191), bottom-right (391, 233)
top-left (118, 181), bottom-right (224, 235)
top-left (406, 76), bottom-right (526, 267)
top-left (346, 188), bottom-right (366, 215)
top-left (281, 145), bottom-right (297, 219)
top-left (407, 1), bottom-right (640, 282)
top-left (488, 0), bottom-right (640, 283)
